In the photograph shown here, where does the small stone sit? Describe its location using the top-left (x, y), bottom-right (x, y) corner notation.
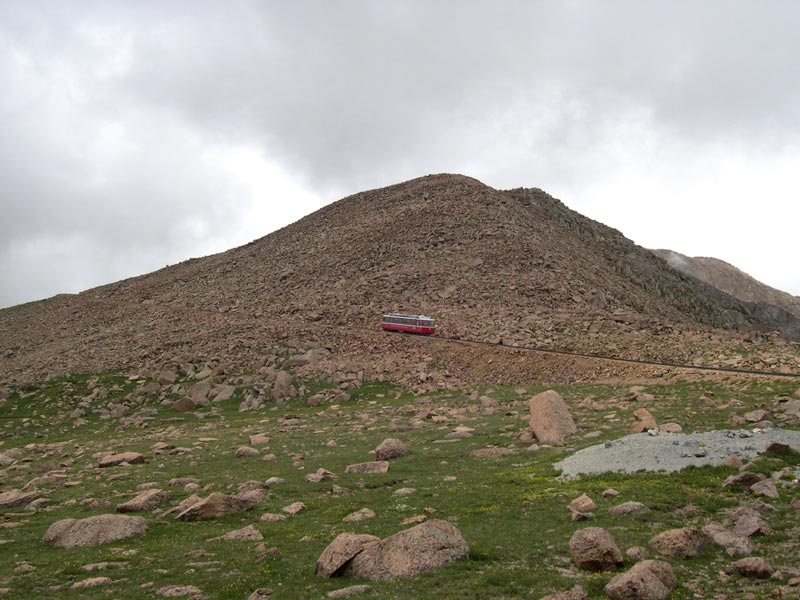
top-left (392, 488), bottom-right (416, 497)
top-left (343, 508), bottom-right (376, 522)
top-left (327, 585), bottom-right (373, 598)
top-left (235, 446), bottom-right (260, 458)
top-left (70, 577), bottom-right (112, 589)
top-left (282, 502), bottom-right (306, 515)
top-left (155, 585), bottom-right (204, 597)
top-left (609, 501), bottom-right (650, 516)
top-left (258, 513), bottom-right (286, 523)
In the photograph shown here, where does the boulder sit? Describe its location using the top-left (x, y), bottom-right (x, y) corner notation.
top-left (316, 533), bottom-right (381, 578)
top-left (117, 489), bottom-right (167, 513)
top-left (0, 489), bottom-right (41, 510)
top-left (568, 527), bottom-right (623, 571)
top-left (567, 494), bottom-right (596, 513)
top-left (630, 408), bottom-right (657, 434)
top-left (604, 560), bottom-right (677, 600)
top-left (343, 508), bottom-right (376, 522)
top-left (271, 371), bottom-right (295, 402)
top-left (649, 528), bottom-right (708, 558)
top-left (731, 507), bottom-right (772, 537)
top-left (214, 524), bottom-right (263, 541)
top-left (235, 446), bottom-right (260, 458)
top-left (528, 390), bottom-right (577, 445)
top-left (701, 523), bottom-right (755, 557)
top-left (750, 480), bottom-right (779, 499)
top-left (733, 557), bottom-right (773, 579)
top-left (98, 452), bottom-right (145, 468)
top-left (723, 471), bottom-right (766, 489)
top-left (175, 493), bottom-right (250, 521)
top-left (342, 520), bottom-right (469, 581)
top-left (43, 514), bottom-right (147, 548)
top-left (374, 438), bottom-right (408, 461)
top-left (172, 397), bottom-right (196, 413)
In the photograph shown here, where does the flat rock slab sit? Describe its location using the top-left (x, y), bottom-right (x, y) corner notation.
top-left (98, 452), bottom-right (145, 468)
top-left (345, 461), bottom-right (389, 474)
top-left (0, 489), bottom-right (41, 510)
top-left (555, 428), bottom-right (800, 477)
top-left (43, 514), bottom-right (147, 548)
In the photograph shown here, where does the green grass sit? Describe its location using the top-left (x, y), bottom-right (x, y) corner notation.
top-left (0, 374), bottom-right (799, 598)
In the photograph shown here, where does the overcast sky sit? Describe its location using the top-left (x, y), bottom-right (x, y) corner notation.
top-left (2, 1), bottom-right (799, 309)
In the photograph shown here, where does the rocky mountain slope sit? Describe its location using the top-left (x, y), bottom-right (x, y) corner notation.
top-left (2, 174), bottom-right (800, 385)
top-left (653, 249), bottom-right (800, 320)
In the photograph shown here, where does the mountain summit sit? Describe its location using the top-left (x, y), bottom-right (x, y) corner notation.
top-left (2, 174), bottom-right (799, 384)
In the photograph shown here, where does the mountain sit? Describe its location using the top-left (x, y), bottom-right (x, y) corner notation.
top-left (653, 249), bottom-right (800, 320)
top-left (2, 174), bottom-right (800, 385)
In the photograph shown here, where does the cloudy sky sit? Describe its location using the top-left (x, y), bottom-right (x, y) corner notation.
top-left (2, 1), bottom-right (799, 308)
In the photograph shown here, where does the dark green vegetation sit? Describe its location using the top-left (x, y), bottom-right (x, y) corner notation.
top-left (1, 374), bottom-right (799, 599)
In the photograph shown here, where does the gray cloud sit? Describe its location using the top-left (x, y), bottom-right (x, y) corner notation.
top-left (2, 0), bottom-right (799, 308)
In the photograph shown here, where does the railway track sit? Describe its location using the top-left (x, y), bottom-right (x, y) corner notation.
top-left (425, 333), bottom-right (800, 379)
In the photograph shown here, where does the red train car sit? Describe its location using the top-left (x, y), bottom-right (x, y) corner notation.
top-left (381, 313), bottom-right (436, 335)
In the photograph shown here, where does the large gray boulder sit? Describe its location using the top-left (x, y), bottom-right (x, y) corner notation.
top-left (528, 390), bottom-right (577, 445)
top-left (43, 514), bottom-right (147, 548)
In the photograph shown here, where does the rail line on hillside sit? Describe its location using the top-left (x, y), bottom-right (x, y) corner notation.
top-left (424, 333), bottom-right (800, 379)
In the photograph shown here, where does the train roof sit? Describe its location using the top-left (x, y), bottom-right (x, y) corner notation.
top-left (382, 313), bottom-right (434, 320)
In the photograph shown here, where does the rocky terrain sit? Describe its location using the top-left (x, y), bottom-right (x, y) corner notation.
top-left (653, 249), bottom-right (800, 320)
top-left (1, 356), bottom-right (799, 599)
top-left (2, 174), bottom-right (800, 388)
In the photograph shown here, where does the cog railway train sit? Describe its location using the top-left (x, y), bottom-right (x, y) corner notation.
top-left (380, 313), bottom-right (436, 335)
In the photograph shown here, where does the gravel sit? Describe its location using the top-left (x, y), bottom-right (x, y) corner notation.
top-left (555, 428), bottom-right (800, 478)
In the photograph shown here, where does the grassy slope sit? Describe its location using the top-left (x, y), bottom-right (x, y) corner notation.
top-left (1, 375), bottom-right (799, 599)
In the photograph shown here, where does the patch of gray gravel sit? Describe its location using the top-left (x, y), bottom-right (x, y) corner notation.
top-left (555, 428), bottom-right (800, 478)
